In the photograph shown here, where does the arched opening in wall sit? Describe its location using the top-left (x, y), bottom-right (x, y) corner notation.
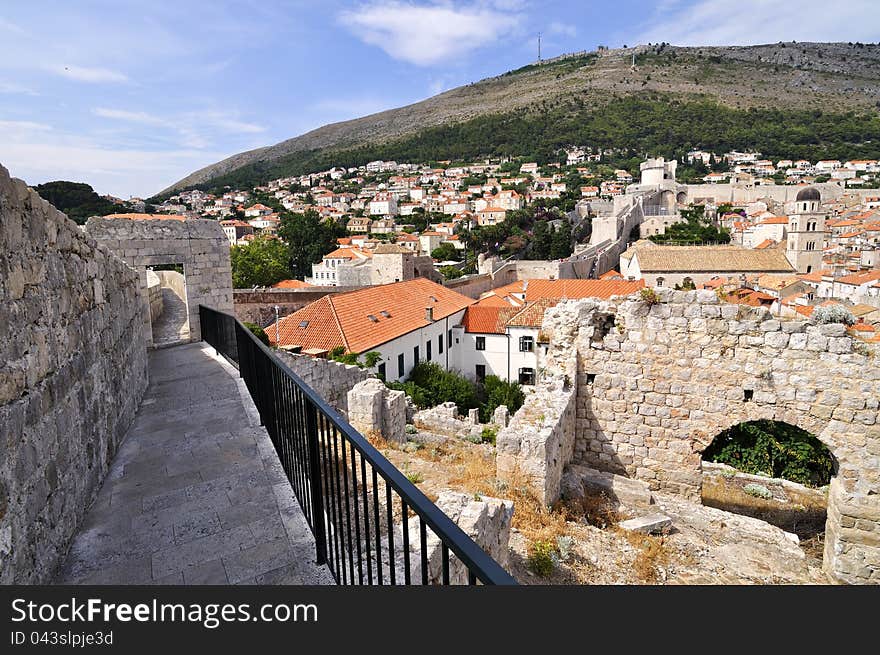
top-left (676, 191), bottom-right (687, 205)
top-left (147, 262), bottom-right (191, 347)
top-left (701, 419), bottom-right (835, 564)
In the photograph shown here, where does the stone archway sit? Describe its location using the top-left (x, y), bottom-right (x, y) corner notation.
top-left (84, 217), bottom-right (233, 346)
top-left (528, 289), bottom-right (880, 583)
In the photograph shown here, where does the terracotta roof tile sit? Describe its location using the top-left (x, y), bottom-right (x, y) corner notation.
top-left (268, 279), bottom-right (474, 352)
top-left (271, 279), bottom-right (313, 289)
top-left (463, 305), bottom-right (519, 334)
top-left (524, 279), bottom-right (645, 301)
top-left (630, 244), bottom-right (795, 274)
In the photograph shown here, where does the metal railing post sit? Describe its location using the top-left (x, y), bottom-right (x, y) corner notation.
top-left (306, 402), bottom-right (328, 565)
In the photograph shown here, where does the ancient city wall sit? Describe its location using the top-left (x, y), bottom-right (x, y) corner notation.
top-left (146, 270), bottom-right (163, 322)
top-left (233, 287), bottom-right (352, 327)
top-left (85, 217), bottom-right (233, 345)
top-left (274, 350), bottom-right (372, 414)
top-left (155, 269), bottom-right (186, 300)
top-left (0, 164), bottom-right (148, 583)
top-left (498, 290), bottom-right (880, 583)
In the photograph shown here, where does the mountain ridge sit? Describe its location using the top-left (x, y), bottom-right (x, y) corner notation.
top-left (159, 42), bottom-right (880, 196)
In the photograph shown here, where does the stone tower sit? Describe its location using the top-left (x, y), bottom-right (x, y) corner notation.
top-left (785, 187), bottom-right (825, 274)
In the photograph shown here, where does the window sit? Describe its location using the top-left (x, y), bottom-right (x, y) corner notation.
top-left (438, 334), bottom-right (443, 354)
top-left (518, 368), bottom-right (536, 385)
top-left (656, 277), bottom-right (665, 287)
top-left (397, 353), bottom-right (404, 378)
top-left (475, 336), bottom-right (486, 351)
top-left (426, 339), bottom-right (432, 361)
top-left (448, 329), bottom-right (453, 348)
top-left (475, 364), bottom-right (486, 382)
top-left (413, 346), bottom-right (419, 365)
top-left (806, 265), bottom-right (812, 274)
top-left (377, 363), bottom-right (386, 380)
top-left (519, 336), bottom-right (534, 352)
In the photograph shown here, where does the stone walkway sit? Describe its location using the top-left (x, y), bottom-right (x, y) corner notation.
top-left (151, 287), bottom-right (190, 347)
top-left (55, 343), bottom-right (335, 585)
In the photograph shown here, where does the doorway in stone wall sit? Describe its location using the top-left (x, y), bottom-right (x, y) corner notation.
top-left (700, 419), bottom-right (836, 567)
top-left (147, 262), bottom-right (191, 347)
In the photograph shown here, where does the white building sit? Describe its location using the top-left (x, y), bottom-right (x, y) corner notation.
top-left (369, 192), bottom-right (399, 216)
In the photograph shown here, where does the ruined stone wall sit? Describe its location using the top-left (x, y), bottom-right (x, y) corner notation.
top-left (85, 217), bottom-right (233, 345)
top-left (0, 164), bottom-right (148, 583)
top-left (413, 402), bottom-right (484, 441)
top-left (274, 351), bottom-right (372, 414)
top-left (533, 291), bottom-right (879, 583)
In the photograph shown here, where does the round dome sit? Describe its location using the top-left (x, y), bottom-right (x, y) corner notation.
top-left (796, 187), bottom-right (821, 202)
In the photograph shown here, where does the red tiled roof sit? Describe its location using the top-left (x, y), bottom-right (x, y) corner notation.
top-left (836, 270), bottom-right (880, 286)
top-left (268, 279), bottom-right (474, 352)
top-left (524, 279), bottom-right (645, 301)
top-left (271, 279), bottom-right (313, 289)
top-left (506, 298), bottom-right (560, 328)
top-left (462, 305), bottom-right (519, 334)
top-left (598, 270), bottom-right (623, 280)
top-left (104, 213), bottom-right (186, 221)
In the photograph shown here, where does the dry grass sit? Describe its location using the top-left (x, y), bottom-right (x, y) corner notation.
top-left (557, 491), bottom-right (625, 529)
top-left (618, 530), bottom-right (670, 584)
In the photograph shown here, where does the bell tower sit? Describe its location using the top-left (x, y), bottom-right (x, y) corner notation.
top-left (786, 187), bottom-right (825, 274)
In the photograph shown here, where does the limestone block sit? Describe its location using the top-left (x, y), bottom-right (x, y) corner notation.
top-left (618, 513), bottom-right (673, 535)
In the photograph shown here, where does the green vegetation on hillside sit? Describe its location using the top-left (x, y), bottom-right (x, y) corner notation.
top-left (33, 181), bottom-right (124, 224)
top-left (702, 420), bottom-right (834, 487)
top-left (175, 95), bottom-right (880, 196)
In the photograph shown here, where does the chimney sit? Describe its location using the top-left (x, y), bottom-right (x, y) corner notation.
top-left (425, 307), bottom-right (434, 322)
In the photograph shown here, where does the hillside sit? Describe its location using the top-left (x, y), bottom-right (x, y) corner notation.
top-left (32, 181), bottom-right (126, 225)
top-left (159, 42), bottom-right (880, 196)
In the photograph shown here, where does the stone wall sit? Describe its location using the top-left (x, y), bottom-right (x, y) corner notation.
top-left (85, 217), bottom-right (233, 345)
top-left (146, 270), bottom-right (163, 322)
top-left (347, 378), bottom-right (406, 443)
top-left (233, 287), bottom-right (353, 327)
top-left (274, 350), bottom-right (372, 414)
top-left (0, 164), bottom-right (148, 583)
top-left (413, 402), bottom-right (483, 441)
top-left (506, 290), bottom-right (879, 583)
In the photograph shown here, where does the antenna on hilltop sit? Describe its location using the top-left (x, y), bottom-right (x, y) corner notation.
top-left (538, 33), bottom-right (542, 62)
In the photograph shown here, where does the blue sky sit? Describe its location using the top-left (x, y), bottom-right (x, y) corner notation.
top-left (1, 0), bottom-right (878, 198)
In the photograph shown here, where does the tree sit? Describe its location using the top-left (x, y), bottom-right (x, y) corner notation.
top-left (278, 209), bottom-right (339, 279)
top-left (439, 265), bottom-right (464, 280)
top-left (549, 218), bottom-right (573, 259)
top-left (530, 219), bottom-right (552, 259)
top-left (230, 236), bottom-right (291, 288)
top-left (431, 242), bottom-right (459, 261)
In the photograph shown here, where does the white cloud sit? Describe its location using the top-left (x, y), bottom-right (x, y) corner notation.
top-left (52, 65), bottom-right (129, 83)
top-left (548, 21), bottom-right (576, 38)
top-left (635, 0), bottom-right (880, 46)
top-left (0, 82), bottom-right (38, 95)
top-left (0, 119), bottom-right (52, 134)
top-left (94, 108), bottom-right (169, 126)
top-left (339, 1), bottom-right (523, 66)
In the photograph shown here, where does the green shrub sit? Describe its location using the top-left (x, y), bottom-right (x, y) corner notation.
top-left (363, 351), bottom-right (382, 368)
top-left (480, 426), bottom-right (498, 445)
top-left (243, 322), bottom-right (270, 346)
top-left (703, 419), bottom-right (833, 487)
top-left (526, 540), bottom-right (557, 577)
top-left (639, 288), bottom-right (660, 305)
top-left (480, 375), bottom-right (525, 422)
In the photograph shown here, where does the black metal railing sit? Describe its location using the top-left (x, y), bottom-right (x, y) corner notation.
top-left (199, 305), bottom-right (516, 585)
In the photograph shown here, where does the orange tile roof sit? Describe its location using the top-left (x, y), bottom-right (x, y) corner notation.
top-left (268, 278), bottom-right (474, 352)
top-left (599, 269), bottom-right (623, 280)
top-left (792, 304), bottom-right (815, 318)
top-left (463, 305), bottom-right (520, 334)
top-left (838, 230), bottom-right (864, 239)
top-left (524, 279), bottom-right (644, 301)
top-left (836, 270), bottom-right (880, 286)
top-left (271, 279), bottom-right (313, 289)
top-left (759, 216), bottom-right (789, 225)
top-left (488, 280), bottom-right (526, 297)
top-left (104, 213), bottom-right (186, 221)
top-left (754, 239), bottom-right (776, 249)
top-left (473, 294), bottom-right (512, 308)
top-left (797, 268), bottom-right (831, 283)
top-left (506, 298), bottom-right (560, 328)
top-left (324, 247), bottom-right (370, 260)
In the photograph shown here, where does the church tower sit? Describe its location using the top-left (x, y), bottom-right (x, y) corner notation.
top-left (786, 187), bottom-right (825, 274)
